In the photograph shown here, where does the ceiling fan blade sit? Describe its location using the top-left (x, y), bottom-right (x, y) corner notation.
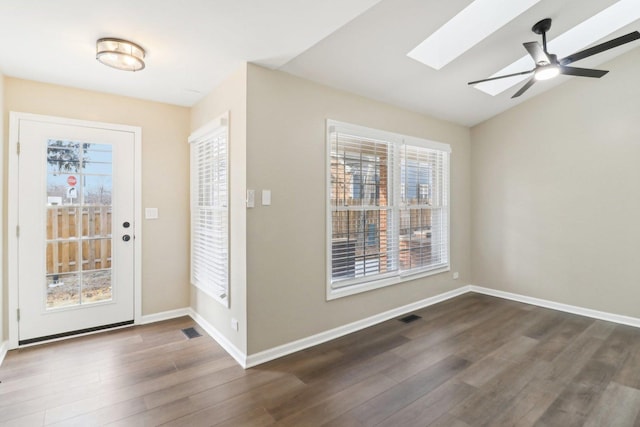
top-left (511, 76), bottom-right (536, 98)
top-left (560, 66), bottom-right (609, 78)
top-left (560, 31), bottom-right (640, 65)
top-left (468, 69), bottom-right (533, 86)
top-left (524, 41), bottom-right (550, 64)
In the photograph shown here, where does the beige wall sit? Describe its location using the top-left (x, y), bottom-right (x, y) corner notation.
top-left (471, 48), bottom-right (640, 317)
top-left (0, 73), bottom-right (4, 342)
top-left (245, 64), bottom-right (471, 354)
top-left (190, 65), bottom-right (248, 354)
top-left (4, 46), bottom-right (636, 362)
top-left (3, 78), bottom-right (191, 323)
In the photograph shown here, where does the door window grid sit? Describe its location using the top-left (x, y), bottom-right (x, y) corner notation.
top-left (45, 140), bottom-right (113, 309)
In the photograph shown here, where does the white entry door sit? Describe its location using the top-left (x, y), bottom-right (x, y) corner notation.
top-left (12, 113), bottom-right (138, 344)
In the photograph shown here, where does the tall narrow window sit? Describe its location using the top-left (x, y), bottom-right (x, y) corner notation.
top-left (189, 113), bottom-right (229, 306)
top-left (327, 120), bottom-right (450, 299)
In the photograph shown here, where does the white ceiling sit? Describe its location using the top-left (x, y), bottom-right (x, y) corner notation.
top-left (1, 0), bottom-right (639, 126)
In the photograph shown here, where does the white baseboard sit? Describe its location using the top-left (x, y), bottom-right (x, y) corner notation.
top-left (189, 284), bottom-right (640, 369)
top-left (139, 307), bottom-right (191, 325)
top-left (7, 285), bottom-right (638, 371)
top-left (470, 285), bottom-right (640, 328)
top-left (188, 308), bottom-right (248, 368)
top-left (0, 340), bottom-right (9, 367)
top-left (245, 285), bottom-right (471, 368)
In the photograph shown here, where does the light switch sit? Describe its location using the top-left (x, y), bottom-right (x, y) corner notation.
top-left (145, 208), bottom-right (159, 219)
top-left (247, 189), bottom-right (255, 208)
top-left (262, 190), bottom-right (271, 206)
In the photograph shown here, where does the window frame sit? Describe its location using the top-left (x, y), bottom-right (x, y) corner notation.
top-left (326, 120), bottom-right (451, 300)
top-left (189, 112), bottom-right (229, 307)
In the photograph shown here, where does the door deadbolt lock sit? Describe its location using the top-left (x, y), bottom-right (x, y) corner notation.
top-left (123, 221), bottom-right (130, 228)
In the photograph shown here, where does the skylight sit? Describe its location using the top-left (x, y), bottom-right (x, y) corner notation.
top-left (407, 0), bottom-right (542, 70)
top-left (475, 0), bottom-right (640, 96)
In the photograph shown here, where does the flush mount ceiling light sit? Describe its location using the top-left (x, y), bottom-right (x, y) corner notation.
top-left (96, 38), bottom-right (145, 72)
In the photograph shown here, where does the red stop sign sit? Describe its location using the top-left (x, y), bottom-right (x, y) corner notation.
top-left (67, 176), bottom-right (77, 186)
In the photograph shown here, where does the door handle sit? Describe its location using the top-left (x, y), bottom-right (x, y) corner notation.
top-left (122, 235), bottom-right (131, 242)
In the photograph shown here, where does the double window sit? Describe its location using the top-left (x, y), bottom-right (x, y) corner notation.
top-left (189, 113), bottom-right (229, 306)
top-left (327, 120), bottom-right (450, 298)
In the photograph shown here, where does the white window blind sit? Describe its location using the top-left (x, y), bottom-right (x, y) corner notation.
top-left (327, 120), bottom-right (450, 298)
top-left (189, 113), bottom-right (229, 306)
top-left (398, 144), bottom-right (449, 274)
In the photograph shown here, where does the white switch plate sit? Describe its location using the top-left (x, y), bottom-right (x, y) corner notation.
top-left (262, 189), bottom-right (271, 206)
top-left (247, 190), bottom-right (255, 208)
top-left (145, 208), bottom-right (159, 219)
top-left (453, 272), bottom-right (459, 280)
top-left (231, 318), bottom-right (239, 331)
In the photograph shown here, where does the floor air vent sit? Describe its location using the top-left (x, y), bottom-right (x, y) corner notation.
top-left (181, 327), bottom-right (202, 339)
top-left (399, 314), bottom-right (422, 324)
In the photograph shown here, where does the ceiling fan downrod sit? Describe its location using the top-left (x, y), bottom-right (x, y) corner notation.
top-left (532, 18), bottom-right (552, 55)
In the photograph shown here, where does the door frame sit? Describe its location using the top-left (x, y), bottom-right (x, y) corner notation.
top-left (7, 112), bottom-right (142, 349)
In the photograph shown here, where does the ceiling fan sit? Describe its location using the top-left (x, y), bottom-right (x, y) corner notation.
top-left (468, 18), bottom-right (640, 98)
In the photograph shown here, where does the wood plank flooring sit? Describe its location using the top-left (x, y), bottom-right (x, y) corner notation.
top-left (2, 293), bottom-right (640, 426)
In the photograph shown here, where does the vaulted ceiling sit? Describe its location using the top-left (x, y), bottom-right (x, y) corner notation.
top-left (1, 0), bottom-right (638, 126)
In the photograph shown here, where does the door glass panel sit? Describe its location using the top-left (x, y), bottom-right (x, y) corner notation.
top-left (46, 140), bottom-right (113, 309)
top-left (46, 241), bottom-right (79, 273)
top-left (46, 273), bottom-right (81, 308)
top-left (82, 270), bottom-right (112, 304)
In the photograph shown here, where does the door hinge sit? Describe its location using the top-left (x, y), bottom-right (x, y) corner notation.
top-left (16, 225), bottom-right (19, 237)
top-left (17, 308), bottom-right (20, 322)
top-left (16, 142), bottom-right (20, 155)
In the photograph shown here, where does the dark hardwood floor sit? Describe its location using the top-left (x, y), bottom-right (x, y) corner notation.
top-left (2, 293), bottom-right (640, 426)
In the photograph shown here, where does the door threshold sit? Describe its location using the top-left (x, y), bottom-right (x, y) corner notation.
top-left (19, 320), bottom-right (134, 346)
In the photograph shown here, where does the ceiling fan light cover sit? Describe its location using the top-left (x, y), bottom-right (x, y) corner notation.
top-left (96, 38), bottom-right (145, 71)
top-left (534, 64), bottom-right (559, 81)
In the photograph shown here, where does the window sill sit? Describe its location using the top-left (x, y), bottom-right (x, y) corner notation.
top-left (326, 265), bottom-right (450, 301)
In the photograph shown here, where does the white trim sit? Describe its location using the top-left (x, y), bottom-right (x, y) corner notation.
top-left (8, 112), bottom-right (143, 349)
top-left (328, 267), bottom-right (451, 300)
top-left (0, 341), bottom-right (9, 367)
top-left (469, 285), bottom-right (640, 328)
top-left (7, 283), bottom-right (640, 370)
top-left (8, 113), bottom-right (19, 348)
top-left (188, 111), bottom-right (230, 308)
top-left (245, 284), bottom-right (640, 368)
top-left (325, 120), bottom-right (333, 300)
top-left (139, 307), bottom-right (191, 325)
top-left (188, 112), bottom-right (228, 143)
top-left (134, 124), bottom-right (143, 324)
top-left (188, 308), bottom-right (247, 368)
top-left (327, 120), bottom-right (451, 153)
top-left (325, 119), bottom-right (452, 300)
top-left (246, 286), bottom-right (470, 368)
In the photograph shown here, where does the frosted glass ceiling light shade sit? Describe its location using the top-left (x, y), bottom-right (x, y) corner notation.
top-left (96, 38), bottom-right (145, 71)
